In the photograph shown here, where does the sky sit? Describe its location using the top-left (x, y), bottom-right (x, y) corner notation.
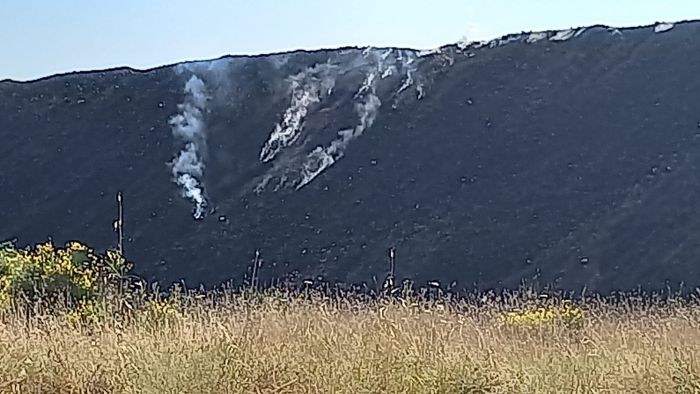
top-left (2, 0), bottom-right (700, 81)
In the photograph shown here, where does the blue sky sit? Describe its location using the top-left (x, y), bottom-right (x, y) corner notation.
top-left (2, 0), bottom-right (700, 81)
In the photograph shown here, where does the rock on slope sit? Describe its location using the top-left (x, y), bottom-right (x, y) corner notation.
top-left (2, 21), bottom-right (700, 293)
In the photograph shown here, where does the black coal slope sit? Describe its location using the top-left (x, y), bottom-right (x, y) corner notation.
top-left (3, 21), bottom-right (700, 293)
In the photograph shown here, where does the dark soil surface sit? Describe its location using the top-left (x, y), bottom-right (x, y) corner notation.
top-left (3, 22), bottom-right (700, 293)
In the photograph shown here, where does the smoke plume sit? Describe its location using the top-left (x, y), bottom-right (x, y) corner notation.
top-left (259, 63), bottom-right (337, 163)
top-left (254, 48), bottom-right (426, 192)
top-left (168, 75), bottom-right (210, 219)
top-left (297, 69), bottom-right (383, 189)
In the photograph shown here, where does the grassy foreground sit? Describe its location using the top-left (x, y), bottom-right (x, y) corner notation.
top-left (1, 289), bottom-right (700, 394)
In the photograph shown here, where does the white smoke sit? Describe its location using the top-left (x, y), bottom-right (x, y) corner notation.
top-left (269, 54), bottom-right (291, 69)
top-left (168, 75), bottom-right (210, 219)
top-left (254, 48), bottom-right (427, 192)
top-left (417, 47), bottom-right (442, 57)
top-left (526, 32), bottom-right (548, 43)
top-left (360, 48), bottom-right (424, 102)
top-left (393, 51), bottom-right (425, 106)
top-left (654, 23), bottom-right (674, 33)
top-left (175, 57), bottom-right (234, 81)
top-left (457, 36), bottom-right (471, 50)
top-left (397, 69), bottom-right (414, 94)
top-left (550, 29), bottom-right (576, 42)
top-left (489, 34), bottom-right (525, 48)
top-left (296, 71), bottom-right (383, 189)
top-left (259, 63), bottom-right (338, 163)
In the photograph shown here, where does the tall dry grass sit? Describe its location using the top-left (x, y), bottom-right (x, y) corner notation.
top-left (1, 290), bottom-right (700, 394)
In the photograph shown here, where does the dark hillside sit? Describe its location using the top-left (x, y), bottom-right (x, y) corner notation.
top-left (2, 21), bottom-right (700, 293)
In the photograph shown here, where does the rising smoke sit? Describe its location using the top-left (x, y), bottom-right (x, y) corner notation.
top-left (297, 93), bottom-right (381, 189)
top-left (259, 63), bottom-right (338, 163)
top-left (254, 48), bottom-right (425, 192)
top-left (168, 75), bottom-right (210, 219)
top-left (296, 52), bottom-right (390, 189)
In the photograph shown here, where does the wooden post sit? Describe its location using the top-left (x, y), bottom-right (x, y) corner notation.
top-left (389, 247), bottom-right (396, 279)
top-left (251, 249), bottom-right (261, 291)
top-left (382, 247), bottom-right (396, 294)
top-left (116, 192), bottom-right (124, 256)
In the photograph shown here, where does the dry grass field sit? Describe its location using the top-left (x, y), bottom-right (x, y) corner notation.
top-left (1, 289), bottom-right (700, 394)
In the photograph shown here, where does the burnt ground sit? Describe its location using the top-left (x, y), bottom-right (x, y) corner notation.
top-left (3, 22), bottom-right (700, 293)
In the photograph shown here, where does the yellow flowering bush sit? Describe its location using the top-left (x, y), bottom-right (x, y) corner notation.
top-left (0, 240), bottom-right (129, 312)
top-left (499, 303), bottom-right (585, 329)
top-left (143, 299), bottom-right (181, 326)
top-left (65, 299), bottom-right (102, 326)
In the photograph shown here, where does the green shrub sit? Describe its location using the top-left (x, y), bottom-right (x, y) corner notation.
top-left (0, 240), bottom-right (129, 314)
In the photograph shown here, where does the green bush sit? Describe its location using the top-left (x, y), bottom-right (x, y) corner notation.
top-left (0, 240), bottom-right (129, 313)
